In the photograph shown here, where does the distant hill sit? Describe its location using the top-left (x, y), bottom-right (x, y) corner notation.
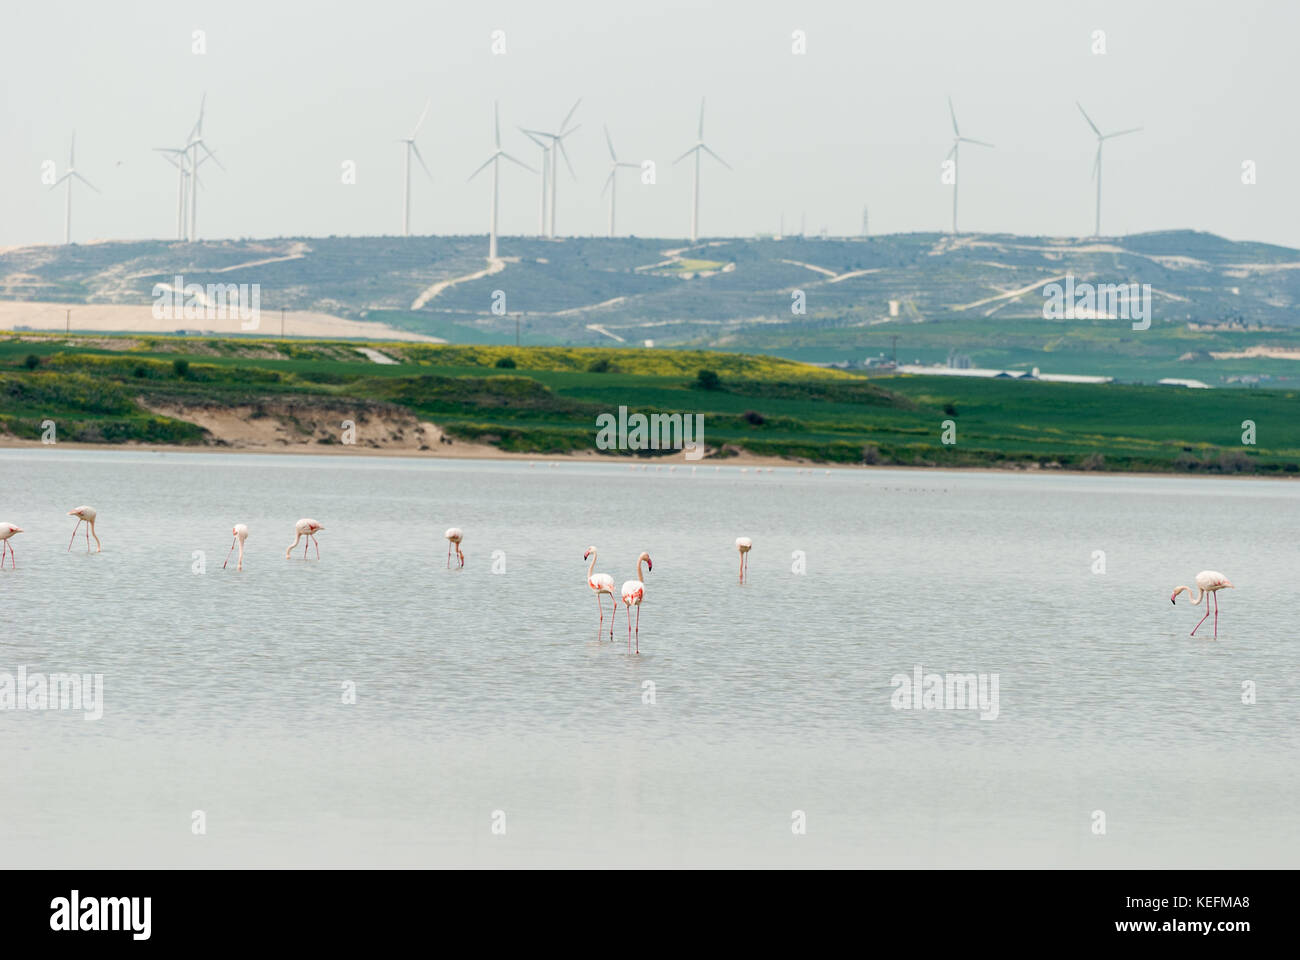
top-left (3, 231), bottom-right (1299, 384)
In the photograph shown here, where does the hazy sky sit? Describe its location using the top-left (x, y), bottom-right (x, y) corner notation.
top-left (2, 0), bottom-right (1297, 248)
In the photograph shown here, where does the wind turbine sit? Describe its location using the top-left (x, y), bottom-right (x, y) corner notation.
top-left (1077, 102), bottom-right (1142, 237)
top-left (945, 97), bottom-right (993, 235)
top-left (600, 125), bottom-right (638, 238)
top-left (50, 133), bottom-right (99, 245)
top-left (184, 94), bottom-right (224, 242)
top-left (520, 99), bottom-right (581, 238)
top-left (467, 101), bottom-right (536, 259)
top-left (673, 98), bottom-right (731, 243)
top-left (398, 99), bottom-right (434, 236)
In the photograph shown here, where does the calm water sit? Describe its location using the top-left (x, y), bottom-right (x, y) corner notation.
top-left (1, 448), bottom-right (1296, 866)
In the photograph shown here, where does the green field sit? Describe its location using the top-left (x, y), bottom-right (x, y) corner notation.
top-left (1, 332), bottom-right (1296, 474)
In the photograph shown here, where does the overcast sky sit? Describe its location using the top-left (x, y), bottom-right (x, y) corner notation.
top-left (2, 0), bottom-right (1296, 248)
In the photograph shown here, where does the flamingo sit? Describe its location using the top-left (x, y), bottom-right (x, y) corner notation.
top-left (67, 506), bottom-right (101, 553)
top-left (224, 523), bottom-right (249, 571)
top-left (0, 523), bottom-right (22, 570)
top-left (584, 546), bottom-right (617, 638)
top-left (1171, 570), bottom-right (1235, 638)
top-left (285, 518), bottom-right (323, 559)
top-left (445, 527), bottom-right (464, 568)
top-left (735, 536), bottom-right (752, 584)
top-left (620, 551), bottom-right (653, 654)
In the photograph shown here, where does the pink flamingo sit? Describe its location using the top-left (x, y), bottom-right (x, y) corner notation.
top-left (0, 523), bottom-right (23, 570)
top-left (224, 523), bottom-right (249, 571)
top-left (1171, 570), bottom-right (1234, 638)
top-left (620, 551), bottom-right (653, 654)
top-left (584, 546), bottom-right (617, 638)
top-left (445, 527), bottom-right (464, 568)
top-left (285, 518), bottom-right (323, 559)
top-left (67, 506), bottom-right (101, 553)
top-left (735, 536), bottom-right (752, 584)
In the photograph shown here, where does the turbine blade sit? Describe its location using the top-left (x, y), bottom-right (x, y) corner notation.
top-left (500, 152), bottom-right (538, 174)
top-left (601, 170), bottom-right (614, 196)
top-left (946, 144), bottom-right (957, 161)
top-left (960, 137), bottom-right (994, 148)
top-left (701, 144), bottom-right (731, 170)
top-left (948, 96), bottom-right (959, 136)
top-left (673, 146), bottom-right (697, 165)
top-left (603, 123), bottom-right (616, 161)
top-left (1104, 126), bottom-right (1143, 139)
top-left (73, 172), bottom-right (100, 194)
top-left (1076, 101), bottom-right (1101, 137)
top-left (199, 142), bottom-right (225, 171)
top-left (467, 155), bottom-right (495, 182)
top-left (49, 172), bottom-right (72, 188)
top-left (560, 98), bottom-right (581, 133)
top-left (519, 127), bottom-right (546, 148)
top-left (411, 98), bottom-right (431, 137)
top-left (618, 162), bottom-right (638, 169)
top-left (411, 143), bottom-right (434, 182)
top-left (557, 139), bottom-right (577, 179)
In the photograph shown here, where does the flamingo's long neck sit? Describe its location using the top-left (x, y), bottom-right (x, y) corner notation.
top-left (636, 557), bottom-right (645, 582)
top-left (587, 551), bottom-right (597, 581)
top-left (1175, 585), bottom-right (1204, 605)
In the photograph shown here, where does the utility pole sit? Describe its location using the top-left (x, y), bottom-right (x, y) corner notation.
top-left (65, 308), bottom-right (70, 334)
top-left (515, 316), bottom-right (520, 347)
top-left (280, 307), bottom-right (285, 339)
top-left (890, 335), bottom-right (898, 368)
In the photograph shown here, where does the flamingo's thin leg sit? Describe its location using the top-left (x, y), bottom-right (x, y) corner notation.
top-left (1213, 591), bottom-right (1219, 639)
top-left (313, 534), bottom-right (320, 560)
top-left (1191, 598), bottom-right (1211, 637)
top-left (68, 519), bottom-right (81, 551)
top-left (635, 606), bottom-right (640, 655)
top-left (223, 537), bottom-right (237, 569)
top-left (85, 525), bottom-right (90, 553)
top-left (627, 603), bottom-right (632, 649)
top-left (447, 543), bottom-right (451, 569)
top-left (610, 597), bottom-right (617, 639)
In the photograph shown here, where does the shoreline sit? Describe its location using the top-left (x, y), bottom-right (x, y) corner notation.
top-left (0, 436), bottom-right (1284, 480)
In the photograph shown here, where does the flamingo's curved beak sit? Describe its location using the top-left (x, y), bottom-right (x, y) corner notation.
top-left (646, 558), bottom-right (653, 572)
top-left (583, 550), bottom-right (591, 560)
top-left (1170, 595), bottom-right (1177, 604)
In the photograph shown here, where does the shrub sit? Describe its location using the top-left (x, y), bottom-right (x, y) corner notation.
top-left (24, 354), bottom-right (40, 370)
top-left (695, 369), bottom-right (721, 390)
top-left (1079, 453), bottom-right (1106, 471)
top-left (173, 358), bottom-right (190, 378)
top-left (494, 357), bottom-right (517, 369)
top-left (586, 357), bottom-right (612, 373)
top-left (943, 402), bottom-right (957, 417)
top-left (862, 444), bottom-right (881, 465)
top-left (742, 410), bottom-right (765, 426)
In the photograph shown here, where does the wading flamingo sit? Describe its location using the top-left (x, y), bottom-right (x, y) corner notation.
top-left (445, 527), bottom-right (464, 568)
top-left (286, 518), bottom-right (323, 559)
top-left (0, 523), bottom-right (22, 570)
top-left (735, 536), bottom-right (752, 584)
top-left (67, 506), bottom-right (101, 553)
top-left (1171, 570), bottom-right (1234, 638)
top-left (620, 551), bottom-right (653, 654)
top-left (584, 546), bottom-right (617, 638)
top-left (224, 523), bottom-right (249, 571)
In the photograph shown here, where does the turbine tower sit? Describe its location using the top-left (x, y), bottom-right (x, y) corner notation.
top-left (50, 133), bottom-right (99, 245)
top-left (183, 94), bottom-right (223, 242)
top-left (154, 146), bottom-right (192, 240)
top-left (600, 125), bottom-right (638, 238)
top-left (467, 101), bottom-right (536, 260)
top-left (946, 97), bottom-right (993, 235)
top-left (673, 98), bottom-right (731, 243)
top-left (519, 129), bottom-right (550, 237)
top-left (398, 99), bottom-right (434, 236)
top-left (1076, 102), bottom-right (1142, 237)
top-left (521, 99), bottom-right (580, 238)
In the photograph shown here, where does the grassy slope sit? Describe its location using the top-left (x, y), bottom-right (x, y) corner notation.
top-left (0, 333), bottom-right (1295, 473)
